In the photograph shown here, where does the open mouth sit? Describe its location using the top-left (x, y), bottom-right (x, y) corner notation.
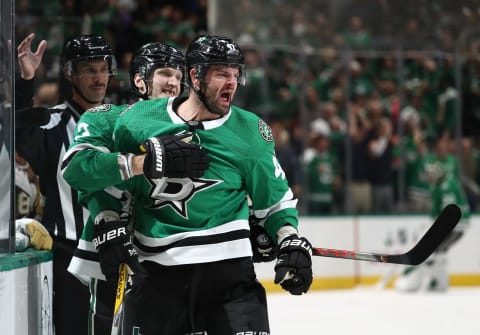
top-left (219, 92), bottom-right (231, 105)
top-left (162, 89), bottom-right (176, 97)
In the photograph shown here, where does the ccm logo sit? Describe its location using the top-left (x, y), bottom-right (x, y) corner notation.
top-left (93, 227), bottom-right (127, 247)
top-left (315, 248), bottom-right (355, 257)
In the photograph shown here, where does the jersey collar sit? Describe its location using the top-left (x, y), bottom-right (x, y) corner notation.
top-left (167, 97), bottom-right (231, 130)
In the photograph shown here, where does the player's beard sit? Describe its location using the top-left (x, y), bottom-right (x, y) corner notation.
top-left (203, 85), bottom-right (232, 117)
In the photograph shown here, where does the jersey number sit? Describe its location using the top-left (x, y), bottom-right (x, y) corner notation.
top-left (273, 155), bottom-right (286, 179)
top-left (74, 122), bottom-right (91, 141)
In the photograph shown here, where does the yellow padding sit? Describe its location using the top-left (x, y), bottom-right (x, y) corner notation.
top-left (260, 274), bottom-right (480, 292)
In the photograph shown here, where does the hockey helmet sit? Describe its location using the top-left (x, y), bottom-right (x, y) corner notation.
top-left (186, 35), bottom-right (246, 86)
top-left (61, 34), bottom-right (117, 77)
top-left (129, 42), bottom-right (185, 97)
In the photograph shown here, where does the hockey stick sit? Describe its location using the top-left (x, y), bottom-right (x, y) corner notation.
top-left (111, 263), bottom-right (128, 335)
top-left (311, 203), bottom-right (462, 265)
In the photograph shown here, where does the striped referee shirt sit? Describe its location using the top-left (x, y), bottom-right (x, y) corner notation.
top-left (16, 99), bottom-right (89, 242)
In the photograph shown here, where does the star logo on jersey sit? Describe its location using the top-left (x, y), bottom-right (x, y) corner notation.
top-left (147, 177), bottom-right (222, 218)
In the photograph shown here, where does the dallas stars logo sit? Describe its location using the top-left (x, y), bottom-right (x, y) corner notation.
top-left (258, 120), bottom-right (273, 142)
top-left (147, 177), bottom-right (222, 218)
top-left (86, 104), bottom-right (111, 113)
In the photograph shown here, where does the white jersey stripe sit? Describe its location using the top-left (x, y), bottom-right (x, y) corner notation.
top-left (135, 219), bottom-right (249, 247)
top-left (138, 238), bottom-right (252, 266)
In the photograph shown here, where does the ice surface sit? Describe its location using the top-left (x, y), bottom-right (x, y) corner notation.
top-left (267, 287), bottom-right (480, 335)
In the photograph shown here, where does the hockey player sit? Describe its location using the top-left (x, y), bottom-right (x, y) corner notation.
top-left (62, 42), bottom-right (210, 334)
top-left (62, 42), bottom-right (197, 192)
top-left (94, 34), bottom-right (313, 334)
top-left (395, 134), bottom-right (470, 292)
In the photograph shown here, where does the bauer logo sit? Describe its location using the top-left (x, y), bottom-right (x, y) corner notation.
top-left (258, 120), bottom-right (273, 142)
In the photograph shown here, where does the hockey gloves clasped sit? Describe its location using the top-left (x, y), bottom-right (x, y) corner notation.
top-left (141, 134), bottom-right (210, 179)
top-left (249, 216), bottom-right (278, 262)
top-left (274, 234), bottom-right (313, 295)
top-left (92, 220), bottom-right (145, 282)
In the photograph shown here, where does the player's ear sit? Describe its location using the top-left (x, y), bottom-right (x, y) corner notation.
top-left (190, 67), bottom-right (200, 90)
top-left (63, 65), bottom-right (72, 82)
top-left (134, 73), bottom-right (147, 94)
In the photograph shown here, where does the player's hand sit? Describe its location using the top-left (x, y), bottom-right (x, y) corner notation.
top-left (249, 216), bottom-right (277, 262)
top-left (140, 134), bottom-right (210, 179)
top-left (92, 220), bottom-right (145, 282)
top-left (274, 234), bottom-right (313, 295)
top-left (15, 218), bottom-right (53, 250)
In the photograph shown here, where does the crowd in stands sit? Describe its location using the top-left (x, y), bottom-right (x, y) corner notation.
top-left (14, 0), bottom-right (480, 215)
top-left (15, 0), bottom-right (206, 103)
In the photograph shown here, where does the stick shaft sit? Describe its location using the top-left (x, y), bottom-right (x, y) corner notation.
top-left (111, 263), bottom-right (128, 335)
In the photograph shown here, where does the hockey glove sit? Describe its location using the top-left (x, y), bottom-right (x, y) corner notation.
top-left (249, 216), bottom-right (278, 262)
top-left (92, 220), bottom-right (145, 282)
top-left (274, 234), bottom-right (313, 295)
top-left (15, 218), bottom-right (53, 251)
top-left (141, 134), bottom-right (210, 179)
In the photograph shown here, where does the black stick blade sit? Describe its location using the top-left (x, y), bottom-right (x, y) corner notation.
top-left (382, 203), bottom-right (462, 265)
top-left (311, 203), bottom-right (462, 265)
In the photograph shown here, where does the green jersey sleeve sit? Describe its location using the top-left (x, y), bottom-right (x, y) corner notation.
top-left (238, 114), bottom-right (299, 239)
top-left (62, 103), bottom-right (128, 192)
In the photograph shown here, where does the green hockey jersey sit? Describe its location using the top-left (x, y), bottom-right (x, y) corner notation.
top-left (112, 97), bottom-right (299, 266)
top-left (62, 103), bottom-right (129, 192)
top-left (431, 173), bottom-right (470, 221)
top-left (62, 103), bottom-right (132, 281)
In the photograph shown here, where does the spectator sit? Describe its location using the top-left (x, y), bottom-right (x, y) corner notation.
top-left (347, 101), bottom-right (372, 213)
top-left (306, 130), bottom-right (341, 214)
top-left (270, 120), bottom-right (302, 198)
top-left (367, 112), bottom-right (395, 213)
top-left (342, 15), bottom-right (372, 50)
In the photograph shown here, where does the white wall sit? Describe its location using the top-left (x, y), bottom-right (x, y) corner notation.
top-left (0, 256), bottom-right (53, 335)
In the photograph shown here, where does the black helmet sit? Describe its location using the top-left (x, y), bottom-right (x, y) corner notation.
top-left (61, 34), bottom-right (117, 77)
top-left (129, 42), bottom-right (185, 97)
top-left (186, 35), bottom-right (246, 86)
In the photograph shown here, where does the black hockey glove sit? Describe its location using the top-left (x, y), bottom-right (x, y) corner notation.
top-left (141, 134), bottom-right (210, 179)
top-left (92, 220), bottom-right (145, 282)
top-left (249, 216), bottom-right (278, 263)
top-left (274, 234), bottom-right (313, 295)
